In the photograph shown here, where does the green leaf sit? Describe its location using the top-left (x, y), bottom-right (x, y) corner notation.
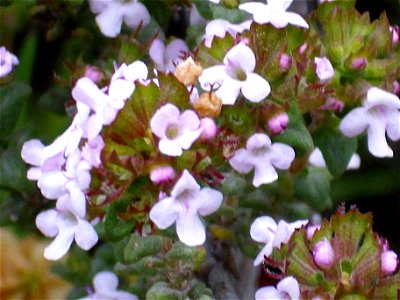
top-left (0, 81), bottom-right (31, 142)
top-left (314, 127), bottom-right (358, 177)
top-left (146, 281), bottom-right (181, 300)
top-left (158, 72), bottom-right (191, 109)
top-left (295, 167), bottom-right (332, 211)
top-left (124, 235), bottom-right (164, 264)
top-left (104, 199), bottom-right (135, 241)
top-left (196, 34), bottom-right (234, 67)
top-left (115, 256), bottom-right (163, 277)
top-left (166, 242), bottom-right (206, 270)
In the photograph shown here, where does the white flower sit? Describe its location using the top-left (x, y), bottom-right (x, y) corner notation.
top-left (80, 271), bottom-right (138, 300)
top-left (0, 46), bottom-right (19, 77)
top-left (309, 148), bottom-right (361, 170)
top-left (149, 170), bottom-right (223, 246)
top-left (314, 57), bottom-right (334, 81)
top-left (203, 19), bottom-right (251, 48)
top-left (255, 276), bottom-right (300, 300)
top-left (229, 133), bottom-right (295, 187)
top-left (239, 0), bottom-right (309, 29)
top-left (199, 43), bottom-right (271, 105)
top-left (250, 216), bottom-right (308, 266)
top-left (89, 0), bottom-right (150, 38)
top-left (339, 87), bottom-right (400, 158)
top-left (150, 103), bottom-right (202, 156)
top-left (36, 198), bottom-right (98, 261)
top-left (149, 38), bottom-right (189, 72)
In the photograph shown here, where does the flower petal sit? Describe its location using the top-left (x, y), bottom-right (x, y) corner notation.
top-left (254, 242), bottom-right (274, 266)
top-left (285, 12), bottom-right (309, 29)
top-left (277, 276), bottom-right (300, 299)
top-left (250, 216), bottom-right (277, 243)
top-left (365, 87), bottom-right (400, 110)
top-left (198, 65), bottom-right (227, 91)
top-left (339, 107), bottom-right (368, 137)
top-left (159, 138), bottom-right (183, 156)
top-left (308, 148), bottom-right (326, 168)
top-left (21, 139), bottom-right (45, 166)
top-left (253, 161), bottom-right (278, 187)
top-left (93, 271), bottom-right (119, 292)
top-left (37, 171), bottom-right (67, 199)
top-left (229, 149), bottom-right (253, 174)
top-left (255, 286), bottom-right (282, 300)
top-left (176, 212), bottom-right (206, 246)
top-left (123, 2), bottom-right (151, 30)
top-left (75, 219), bottom-right (99, 251)
top-left (36, 209), bottom-right (59, 237)
top-left (171, 170), bottom-right (200, 197)
top-left (241, 73), bottom-right (271, 103)
top-left (108, 79), bottom-right (135, 103)
top-left (224, 43), bottom-right (256, 74)
top-left (164, 39), bottom-right (188, 72)
top-left (215, 77), bottom-right (242, 105)
top-left (247, 133), bottom-right (271, 150)
top-left (44, 226), bottom-right (75, 260)
top-left (150, 104), bottom-right (180, 138)
top-left (149, 39), bottom-right (166, 69)
top-left (367, 114), bottom-right (393, 157)
top-left (239, 3), bottom-right (270, 24)
top-left (270, 143), bottom-right (295, 170)
top-left (149, 197), bottom-right (179, 229)
top-left (197, 188), bottom-right (224, 216)
top-left (95, 3), bottom-right (124, 38)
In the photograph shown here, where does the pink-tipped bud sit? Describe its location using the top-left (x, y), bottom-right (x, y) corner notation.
top-left (84, 66), bottom-right (102, 83)
top-left (299, 43), bottom-right (308, 55)
top-left (350, 57), bottom-right (367, 70)
top-left (320, 97), bottom-right (345, 112)
top-left (381, 250), bottom-right (398, 275)
top-left (279, 54), bottom-right (292, 72)
top-left (390, 26), bottom-right (399, 46)
top-left (268, 113), bottom-right (289, 135)
top-left (313, 238), bottom-right (335, 269)
top-left (307, 225), bottom-right (321, 240)
top-left (392, 81), bottom-right (400, 95)
top-left (200, 117), bottom-right (218, 140)
top-left (315, 57), bottom-right (335, 81)
top-left (150, 166), bottom-right (175, 184)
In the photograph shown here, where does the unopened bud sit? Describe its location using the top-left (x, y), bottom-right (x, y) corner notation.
top-left (299, 43), bottom-right (308, 55)
top-left (268, 113), bottom-right (289, 135)
top-left (390, 26), bottom-right (399, 46)
top-left (350, 57), bottom-right (367, 70)
top-left (200, 117), bottom-right (218, 140)
top-left (307, 225), bottom-right (320, 240)
top-left (315, 57), bottom-right (335, 81)
top-left (279, 54), bottom-right (292, 72)
top-left (392, 81), bottom-right (400, 95)
top-left (313, 238), bottom-right (335, 269)
top-left (320, 97), bottom-right (344, 112)
top-left (193, 91), bottom-right (222, 118)
top-left (84, 66), bottom-right (102, 83)
top-left (150, 166), bottom-right (175, 184)
top-left (381, 250), bottom-right (398, 275)
top-left (173, 57), bottom-right (203, 86)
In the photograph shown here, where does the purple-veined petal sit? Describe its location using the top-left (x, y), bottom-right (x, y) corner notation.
top-left (159, 138), bottom-right (183, 156)
top-left (197, 188), bottom-right (224, 216)
top-left (229, 149), bottom-right (253, 174)
top-left (241, 73), bottom-right (271, 103)
top-left (224, 43), bottom-right (256, 74)
top-left (75, 219), bottom-right (98, 250)
top-left (149, 197), bottom-right (180, 229)
top-left (171, 170), bottom-right (200, 198)
top-left (270, 143), bottom-right (295, 169)
top-left (339, 107), bottom-right (368, 137)
top-left (36, 209), bottom-right (59, 237)
top-left (176, 212), bottom-right (206, 246)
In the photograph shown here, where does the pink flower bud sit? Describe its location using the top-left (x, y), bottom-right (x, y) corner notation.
top-left (268, 113), bottom-right (289, 135)
top-left (313, 238), bottom-right (334, 269)
top-left (84, 66), bottom-right (102, 83)
top-left (150, 166), bottom-right (175, 184)
top-left (299, 43), bottom-right (308, 55)
top-left (320, 97), bottom-right (344, 112)
top-left (314, 57), bottom-right (335, 81)
top-left (390, 26), bottom-right (399, 46)
top-left (200, 117), bottom-right (218, 140)
top-left (307, 225), bottom-right (320, 240)
top-left (381, 250), bottom-right (398, 275)
top-left (350, 57), bottom-right (367, 70)
top-left (279, 54), bottom-right (292, 72)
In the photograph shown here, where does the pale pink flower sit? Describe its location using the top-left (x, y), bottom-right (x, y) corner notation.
top-left (199, 43), bottom-right (271, 105)
top-left (80, 271), bottom-right (138, 300)
top-left (340, 87), bottom-right (400, 158)
top-left (239, 0), bottom-right (309, 29)
top-left (150, 104), bottom-right (201, 156)
top-left (203, 19), bottom-right (251, 48)
top-left (149, 39), bottom-right (188, 72)
top-left (0, 46), bottom-right (19, 77)
top-left (229, 133), bottom-right (295, 187)
top-left (89, 0), bottom-right (150, 38)
top-left (149, 170), bottom-right (223, 246)
top-left (255, 276), bottom-right (300, 300)
top-left (314, 56), bottom-right (334, 81)
top-left (313, 238), bottom-right (335, 269)
top-left (381, 250), bottom-right (398, 275)
top-left (268, 113), bottom-right (289, 135)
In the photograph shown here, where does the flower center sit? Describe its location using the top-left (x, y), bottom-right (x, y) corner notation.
top-left (226, 59), bottom-right (247, 81)
top-left (251, 146), bottom-right (269, 157)
top-left (166, 123), bottom-right (180, 140)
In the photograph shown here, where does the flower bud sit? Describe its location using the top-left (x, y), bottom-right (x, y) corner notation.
top-left (392, 81), bottom-right (400, 95)
top-left (315, 57), bottom-right (334, 81)
top-left (390, 26), bottom-right (399, 46)
top-left (313, 238), bottom-right (334, 269)
top-left (350, 57), bottom-right (367, 70)
top-left (200, 117), bottom-right (218, 140)
top-left (279, 54), bottom-right (292, 72)
top-left (193, 91), bottom-right (222, 118)
top-left (268, 113), bottom-right (289, 135)
top-left (307, 225), bottom-right (320, 240)
top-left (84, 66), bottom-right (102, 83)
top-left (299, 43), bottom-right (308, 55)
top-left (381, 250), bottom-right (398, 275)
top-left (173, 57), bottom-right (203, 86)
top-left (150, 166), bottom-right (175, 184)
top-left (320, 97), bottom-right (344, 112)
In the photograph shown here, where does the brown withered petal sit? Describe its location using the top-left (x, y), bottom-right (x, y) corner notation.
top-left (193, 92), bottom-right (222, 118)
top-left (173, 57), bottom-right (203, 86)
